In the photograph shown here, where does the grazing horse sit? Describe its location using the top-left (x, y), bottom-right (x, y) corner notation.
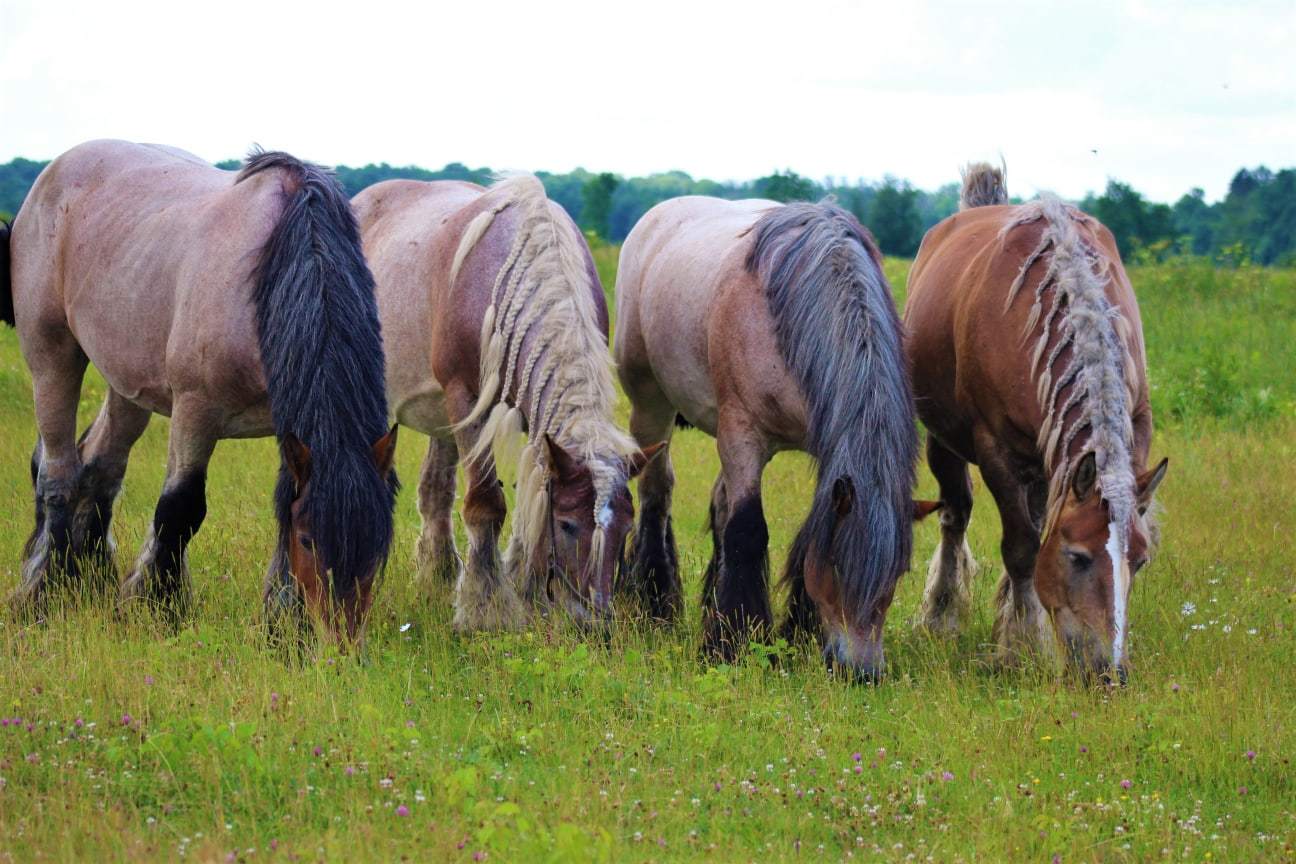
top-left (2, 140), bottom-right (398, 644)
top-left (905, 163), bottom-right (1168, 682)
top-left (352, 175), bottom-right (660, 630)
top-left (615, 197), bottom-right (935, 678)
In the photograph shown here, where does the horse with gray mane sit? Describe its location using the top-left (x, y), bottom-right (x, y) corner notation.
top-left (352, 175), bottom-right (661, 630)
top-left (1, 140), bottom-right (398, 646)
top-left (615, 196), bottom-right (937, 680)
top-left (905, 162), bottom-right (1168, 683)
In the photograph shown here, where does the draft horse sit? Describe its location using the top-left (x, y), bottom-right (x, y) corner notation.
top-left (353, 175), bottom-right (660, 630)
top-left (905, 163), bottom-right (1168, 682)
top-left (615, 197), bottom-right (936, 679)
top-left (2, 140), bottom-right (398, 644)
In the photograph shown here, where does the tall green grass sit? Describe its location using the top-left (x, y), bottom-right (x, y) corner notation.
top-left (1, 252), bottom-right (1293, 861)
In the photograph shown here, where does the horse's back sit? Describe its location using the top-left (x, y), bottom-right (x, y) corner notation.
top-left (11, 140), bottom-right (292, 420)
top-left (615, 197), bottom-right (782, 435)
top-left (906, 202), bottom-right (1145, 453)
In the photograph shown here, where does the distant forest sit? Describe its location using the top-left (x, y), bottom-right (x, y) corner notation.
top-left (2, 156), bottom-right (1292, 264)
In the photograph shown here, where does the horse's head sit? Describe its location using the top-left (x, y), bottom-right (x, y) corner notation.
top-left (280, 426), bottom-right (399, 646)
top-left (1035, 452), bottom-right (1168, 683)
top-left (802, 476), bottom-right (941, 682)
top-left (543, 436), bottom-right (664, 624)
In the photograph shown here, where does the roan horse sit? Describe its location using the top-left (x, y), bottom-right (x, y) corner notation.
top-left (352, 175), bottom-right (661, 630)
top-left (2, 140), bottom-right (398, 644)
top-left (905, 163), bottom-right (1168, 682)
top-left (615, 197), bottom-right (936, 678)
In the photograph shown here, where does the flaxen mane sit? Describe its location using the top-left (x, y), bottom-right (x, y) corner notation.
top-left (752, 201), bottom-right (919, 626)
top-left (453, 175), bottom-right (635, 585)
top-left (1000, 195), bottom-right (1137, 542)
top-left (959, 161), bottom-right (1009, 210)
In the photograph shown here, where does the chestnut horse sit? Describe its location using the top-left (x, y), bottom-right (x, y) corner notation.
top-left (353, 175), bottom-right (660, 631)
top-left (616, 197), bottom-right (935, 679)
top-left (2, 140), bottom-right (398, 644)
top-left (905, 163), bottom-right (1167, 682)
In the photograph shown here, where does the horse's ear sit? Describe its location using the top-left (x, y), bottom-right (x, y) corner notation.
top-left (627, 441), bottom-right (667, 478)
top-left (913, 499), bottom-right (943, 521)
top-left (544, 434), bottom-right (581, 482)
top-left (282, 434), bottom-right (312, 493)
top-left (372, 424), bottom-right (399, 476)
top-left (831, 475), bottom-right (855, 518)
top-left (1072, 452), bottom-right (1098, 502)
top-left (1136, 457), bottom-right (1168, 515)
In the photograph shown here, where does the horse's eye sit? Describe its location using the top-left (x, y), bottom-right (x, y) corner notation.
top-left (559, 520), bottom-right (579, 537)
top-left (298, 534), bottom-right (316, 552)
top-left (1065, 550), bottom-right (1093, 571)
top-left (1131, 557), bottom-right (1148, 574)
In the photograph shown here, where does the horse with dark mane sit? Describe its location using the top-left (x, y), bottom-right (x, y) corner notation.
top-left (905, 162), bottom-right (1168, 682)
top-left (2, 140), bottom-right (397, 644)
top-left (615, 197), bottom-right (936, 679)
top-left (353, 175), bottom-right (660, 630)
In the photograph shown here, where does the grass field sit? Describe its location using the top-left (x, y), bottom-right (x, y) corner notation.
top-left (1, 249), bottom-right (1294, 862)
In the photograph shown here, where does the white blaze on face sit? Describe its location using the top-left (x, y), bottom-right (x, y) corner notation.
top-left (596, 503), bottom-right (613, 530)
top-left (1106, 520), bottom-right (1129, 667)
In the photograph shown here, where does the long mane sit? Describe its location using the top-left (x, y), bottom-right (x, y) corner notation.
top-left (240, 150), bottom-right (396, 601)
top-left (752, 201), bottom-right (919, 625)
top-left (999, 195), bottom-right (1138, 540)
top-left (453, 175), bottom-right (634, 582)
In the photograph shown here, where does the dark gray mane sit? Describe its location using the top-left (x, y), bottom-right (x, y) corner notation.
top-left (240, 149), bottom-right (396, 602)
top-left (749, 201), bottom-right (919, 624)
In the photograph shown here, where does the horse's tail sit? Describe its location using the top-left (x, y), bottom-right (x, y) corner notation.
top-left (960, 160), bottom-right (1008, 210)
top-left (1, 219), bottom-right (14, 327)
top-left (240, 150), bottom-right (395, 603)
top-left (750, 202), bottom-right (919, 625)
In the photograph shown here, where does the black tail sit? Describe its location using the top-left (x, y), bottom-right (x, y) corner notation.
top-left (2, 220), bottom-right (14, 327)
top-left (240, 150), bottom-right (395, 603)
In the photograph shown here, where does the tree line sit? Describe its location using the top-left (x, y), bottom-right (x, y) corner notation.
top-left (2, 156), bottom-right (1291, 264)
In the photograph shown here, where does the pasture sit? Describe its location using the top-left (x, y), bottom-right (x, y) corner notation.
top-left (1, 247), bottom-right (1293, 862)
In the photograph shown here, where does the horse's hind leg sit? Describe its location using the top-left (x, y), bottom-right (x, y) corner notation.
top-left (119, 397), bottom-right (217, 623)
top-left (71, 390), bottom-right (152, 593)
top-left (414, 433), bottom-right (462, 595)
top-left (622, 398), bottom-right (681, 621)
top-left (10, 331), bottom-right (88, 618)
top-left (447, 389), bottom-right (523, 631)
top-left (916, 434), bottom-right (978, 634)
top-left (702, 415), bottom-right (772, 660)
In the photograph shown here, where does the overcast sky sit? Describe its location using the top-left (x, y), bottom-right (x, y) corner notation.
top-left (2, 0), bottom-right (1292, 202)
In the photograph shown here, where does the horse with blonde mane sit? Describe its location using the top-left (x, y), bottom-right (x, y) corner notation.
top-left (2, 140), bottom-right (398, 645)
top-left (615, 197), bottom-right (937, 680)
top-left (906, 162), bottom-right (1168, 683)
top-left (353, 175), bottom-right (661, 630)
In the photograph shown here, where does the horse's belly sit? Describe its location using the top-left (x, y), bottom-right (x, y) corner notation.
top-left (392, 379), bottom-right (449, 435)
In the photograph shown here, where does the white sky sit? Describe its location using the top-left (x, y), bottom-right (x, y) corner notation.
top-left (2, 0), bottom-right (1292, 202)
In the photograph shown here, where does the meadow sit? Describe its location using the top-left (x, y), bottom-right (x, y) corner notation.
top-left (0, 247), bottom-right (1293, 862)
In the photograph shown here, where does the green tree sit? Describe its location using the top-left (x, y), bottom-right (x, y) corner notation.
top-left (868, 178), bottom-right (923, 256)
top-left (754, 169), bottom-right (817, 203)
top-left (580, 172), bottom-right (619, 239)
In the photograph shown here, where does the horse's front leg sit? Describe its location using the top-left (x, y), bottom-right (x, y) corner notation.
top-left (448, 389), bottom-right (524, 632)
top-left (702, 413), bottom-right (772, 661)
top-left (119, 397), bottom-right (217, 625)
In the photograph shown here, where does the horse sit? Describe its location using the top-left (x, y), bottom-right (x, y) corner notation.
top-left (614, 196), bottom-right (937, 679)
top-left (2, 140), bottom-right (398, 645)
top-left (352, 175), bottom-right (661, 630)
top-left (905, 162), bottom-right (1168, 682)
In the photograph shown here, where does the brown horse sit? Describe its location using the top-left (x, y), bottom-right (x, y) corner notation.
top-left (1, 140), bottom-right (398, 644)
top-left (905, 163), bottom-right (1168, 682)
top-left (615, 197), bottom-right (936, 679)
top-left (353, 175), bottom-right (660, 630)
